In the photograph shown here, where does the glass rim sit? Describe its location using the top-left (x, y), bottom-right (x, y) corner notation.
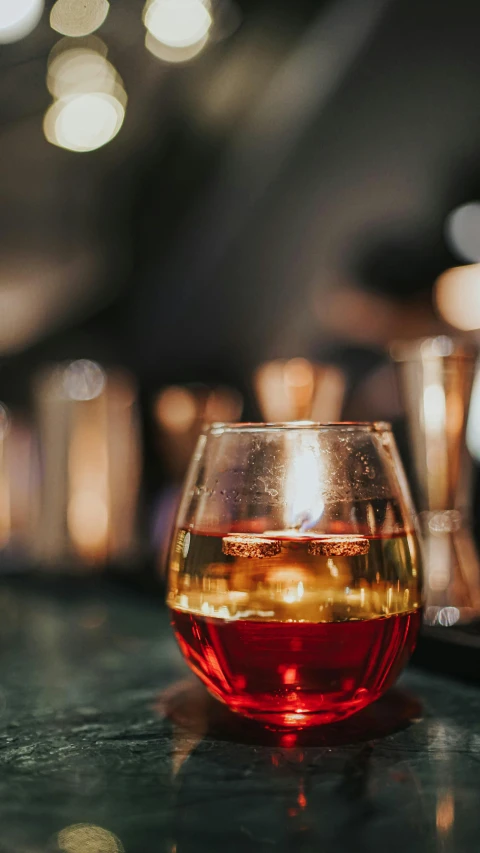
top-left (208, 421), bottom-right (392, 434)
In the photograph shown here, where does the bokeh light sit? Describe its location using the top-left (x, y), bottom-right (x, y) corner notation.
top-left (145, 30), bottom-right (208, 63)
top-left (0, 0), bottom-right (43, 44)
top-left (144, 0), bottom-right (212, 63)
top-left (44, 92), bottom-right (125, 153)
top-left (62, 360), bottom-right (106, 401)
top-left (467, 369), bottom-right (480, 462)
top-left (68, 491), bottom-right (109, 557)
top-left (56, 823), bottom-right (123, 853)
top-left (155, 386), bottom-right (197, 434)
top-left (435, 264), bottom-right (480, 331)
top-left (47, 47), bottom-right (118, 99)
top-left (44, 37), bottom-right (126, 153)
top-left (144, 0), bottom-right (211, 46)
top-left (445, 202), bottom-right (480, 264)
top-left (50, 0), bottom-right (109, 37)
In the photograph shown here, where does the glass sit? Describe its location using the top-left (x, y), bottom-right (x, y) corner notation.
top-left (392, 337), bottom-right (480, 626)
top-left (168, 422), bottom-right (423, 727)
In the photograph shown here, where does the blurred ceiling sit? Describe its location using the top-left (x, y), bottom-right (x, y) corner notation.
top-left (1, 0), bottom-right (480, 385)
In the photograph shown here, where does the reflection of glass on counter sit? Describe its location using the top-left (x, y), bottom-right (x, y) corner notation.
top-left (32, 359), bottom-right (141, 570)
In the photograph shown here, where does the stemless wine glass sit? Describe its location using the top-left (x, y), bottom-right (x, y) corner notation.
top-left (168, 422), bottom-right (423, 727)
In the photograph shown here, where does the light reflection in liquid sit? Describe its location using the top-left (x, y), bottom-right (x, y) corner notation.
top-left (436, 791), bottom-right (455, 835)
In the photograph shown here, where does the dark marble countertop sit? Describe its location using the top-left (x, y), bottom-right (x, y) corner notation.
top-left (0, 578), bottom-right (478, 853)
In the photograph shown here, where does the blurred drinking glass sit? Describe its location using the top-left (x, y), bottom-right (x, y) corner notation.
top-left (0, 405), bottom-right (34, 566)
top-left (392, 337), bottom-right (480, 625)
top-left (32, 360), bottom-right (141, 571)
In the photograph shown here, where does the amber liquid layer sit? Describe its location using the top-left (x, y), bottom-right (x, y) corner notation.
top-left (169, 530), bottom-right (422, 726)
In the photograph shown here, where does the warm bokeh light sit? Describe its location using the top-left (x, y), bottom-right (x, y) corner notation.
top-left (435, 264), bottom-right (480, 330)
top-left (49, 32), bottom-right (108, 61)
top-left (254, 358), bottom-right (345, 422)
top-left (436, 791), bottom-right (455, 835)
top-left (44, 38), bottom-right (126, 153)
top-left (56, 823), bottom-right (123, 853)
top-left (62, 359), bottom-right (106, 401)
top-left (445, 202), bottom-right (480, 264)
top-left (50, 0), bottom-right (109, 37)
top-left (155, 386), bottom-right (197, 434)
top-left (144, 0), bottom-right (212, 47)
top-left (144, 0), bottom-right (211, 62)
top-left (467, 369), bottom-right (480, 462)
top-left (44, 91), bottom-right (125, 153)
top-left (0, 404), bottom-right (9, 441)
top-left (145, 30), bottom-right (208, 63)
top-left (153, 384), bottom-right (243, 488)
top-left (0, 404), bottom-right (11, 549)
top-left (68, 490), bottom-right (109, 558)
top-left (47, 47), bottom-right (118, 99)
top-left (203, 386), bottom-right (243, 423)
top-left (283, 358), bottom-right (316, 416)
top-left (0, 0), bottom-right (43, 44)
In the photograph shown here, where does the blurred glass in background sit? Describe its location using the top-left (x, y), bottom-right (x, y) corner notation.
top-left (31, 359), bottom-right (141, 571)
top-left (392, 337), bottom-right (480, 626)
top-left (0, 405), bottom-right (33, 564)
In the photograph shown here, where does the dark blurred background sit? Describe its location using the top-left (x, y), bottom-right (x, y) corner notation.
top-left (2, 0), bottom-right (480, 579)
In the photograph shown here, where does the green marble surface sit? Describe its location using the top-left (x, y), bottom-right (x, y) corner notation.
top-left (0, 578), bottom-right (478, 853)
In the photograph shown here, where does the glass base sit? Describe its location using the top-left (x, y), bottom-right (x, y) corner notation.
top-left (220, 700), bottom-right (373, 729)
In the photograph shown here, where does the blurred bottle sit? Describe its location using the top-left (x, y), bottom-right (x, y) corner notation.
top-left (253, 358), bottom-right (345, 423)
top-left (31, 359), bottom-right (142, 572)
top-left (152, 384), bottom-right (243, 576)
top-left (392, 337), bottom-right (480, 625)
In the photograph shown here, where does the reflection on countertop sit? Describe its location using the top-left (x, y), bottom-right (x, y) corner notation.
top-left (0, 578), bottom-right (477, 852)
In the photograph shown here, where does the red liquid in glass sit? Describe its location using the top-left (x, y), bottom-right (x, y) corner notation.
top-left (171, 608), bottom-right (421, 727)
